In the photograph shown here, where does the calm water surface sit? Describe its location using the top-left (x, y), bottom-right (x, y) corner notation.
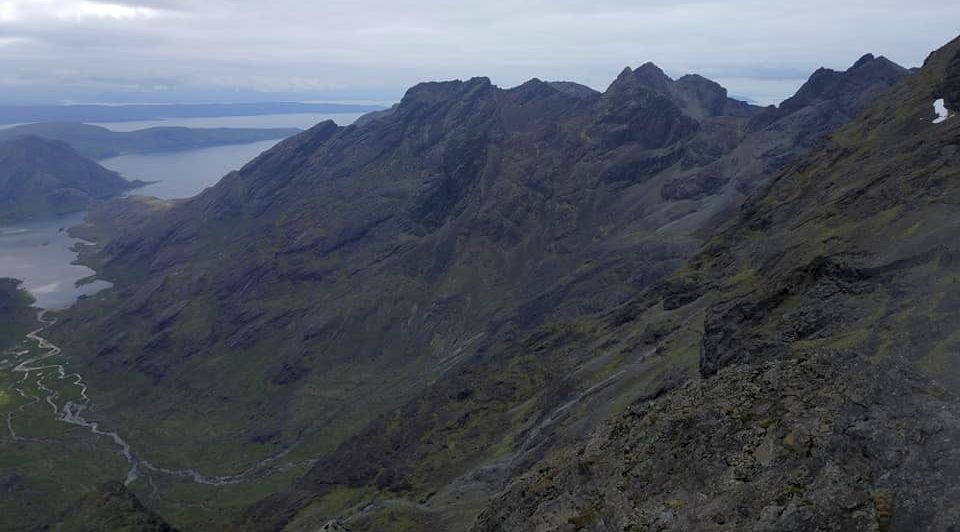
top-left (100, 112), bottom-right (363, 199)
top-left (0, 112), bottom-right (366, 309)
top-left (0, 213), bottom-right (112, 310)
top-left (102, 140), bottom-right (279, 199)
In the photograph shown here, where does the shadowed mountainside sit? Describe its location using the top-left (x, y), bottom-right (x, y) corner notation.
top-left (467, 35), bottom-right (960, 532)
top-left (245, 36), bottom-right (960, 532)
top-left (49, 52), bottom-right (912, 529)
top-left (0, 278), bottom-right (35, 351)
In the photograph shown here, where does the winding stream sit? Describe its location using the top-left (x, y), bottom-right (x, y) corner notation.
top-left (3, 311), bottom-right (317, 489)
top-left (0, 119), bottom-right (365, 497)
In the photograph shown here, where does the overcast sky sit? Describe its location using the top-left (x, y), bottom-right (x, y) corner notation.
top-left (1, 0), bottom-right (958, 105)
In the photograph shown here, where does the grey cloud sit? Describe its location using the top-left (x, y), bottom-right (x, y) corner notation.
top-left (1, 0), bottom-right (957, 105)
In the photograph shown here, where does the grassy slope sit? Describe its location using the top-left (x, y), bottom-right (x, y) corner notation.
top-left (0, 280), bottom-right (176, 531)
top-left (0, 281), bottom-right (136, 531)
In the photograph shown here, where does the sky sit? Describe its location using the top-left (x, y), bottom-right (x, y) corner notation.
top-left (0, 0), bottom-right (958, 106)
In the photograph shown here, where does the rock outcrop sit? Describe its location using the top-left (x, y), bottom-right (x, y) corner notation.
top-left (473, 34), bottom-right (960, 532)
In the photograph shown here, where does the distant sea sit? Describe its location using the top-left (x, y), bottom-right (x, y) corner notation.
top-left (0, 101), bottom-right (381, 126)
top-left (89, 111), bottom-right (368, 132)
top-left (97, 112), bottom-right (365, 197)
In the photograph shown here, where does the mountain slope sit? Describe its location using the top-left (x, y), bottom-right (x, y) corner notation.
top-left (0, 136), bottom-right (142, 222)
top-left (468, 34), bottom-right (960, 532)
top-left (0, 278), bottom-right (34, 351)
top-left (238, 50), bottom-right (957, 531)
top-left (51, 55), bottom-right (908, 528)
top-left (0, 122), bottom-right (301, 160)
top-left (49, 482), bottom-right (176, 532)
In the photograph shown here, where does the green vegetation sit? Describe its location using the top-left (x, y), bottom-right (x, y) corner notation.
top-left (0, 279), bottom-right (132, 529)
top-left (0, 278), bottom-right (34, 348)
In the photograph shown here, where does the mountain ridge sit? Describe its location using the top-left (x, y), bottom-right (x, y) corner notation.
top-left (472, 33), bottom-right (960, 532)
top-left (45, 51), bottom-right (914, 529)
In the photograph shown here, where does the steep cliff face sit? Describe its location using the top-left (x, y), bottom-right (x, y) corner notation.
top-left (53, 54), bottom-right (908, 527)
top-left (0, 135), bottom-right (139, 222)
top-left (471, 35), bottom-right (960, 532)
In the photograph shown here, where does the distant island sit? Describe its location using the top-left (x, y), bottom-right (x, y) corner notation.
top-left (0, 136), bottom-right (146, 223)
top-left (0, 122), bottom-right (302, 160)
top-left (0, 102), bottom-right (385, 125)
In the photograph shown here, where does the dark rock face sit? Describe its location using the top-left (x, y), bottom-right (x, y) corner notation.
top-left (475, 353), bottom-right (960, 532)
top-left (471, 35), bottom-right (960, 532)
top-left (941, 46), bottom-right (960, 111)
top-left (52, 51), bottom-right (913, 529)
top-left (777, 54), bottom-right (908, 117)
top-left (0, 135), bottom-right (138, 222)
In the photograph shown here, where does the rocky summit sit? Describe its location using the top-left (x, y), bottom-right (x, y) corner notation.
top-left (27, 34), bottom-right (960, 532)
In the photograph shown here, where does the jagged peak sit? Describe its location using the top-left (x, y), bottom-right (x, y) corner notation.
top-left (510, 77), bottom-right (550, 90)
top-left (847, 53), bottom-right (907, 75)
top-left (851, 53), bottom-right (876, 69)
top-left (399, 76), bottom-right (495, 107)
top-left (676, 73), bottom-right (726, 92)
top-left (798, 54), bottom-right (907, 84)
top-left (809, 65), bottom-right (835, 78)
top-left (547, 81), bottom-right (600, 98)
top-left (922, 33), bottom-right (960, 68)
top-left (674, 73), bottom-right (761, 118)
top-left (635, 61), bottom-right (669, 78)
top-left (777, 54), bottom-right (910, 113)
top-left (504, 79), bottom-right (599, 104)
top-left (633, 62), bottom-right (673, 88)
top-left (305, 119), bottom-right (339, 133)
top-left (503, 78), bottom-right (561, 103)
top-left (606, 61), bottom-right (673, 95)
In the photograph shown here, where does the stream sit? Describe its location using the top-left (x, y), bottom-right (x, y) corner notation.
top-left (0, 117), bottom-right (381, 496)
top-left (3, 311), bottom-right (317, 489)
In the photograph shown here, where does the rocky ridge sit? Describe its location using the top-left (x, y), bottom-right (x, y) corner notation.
top-left (471, 35), bottom-right (960, 532)
top-left (49, 51), bottom-right (913, 529)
